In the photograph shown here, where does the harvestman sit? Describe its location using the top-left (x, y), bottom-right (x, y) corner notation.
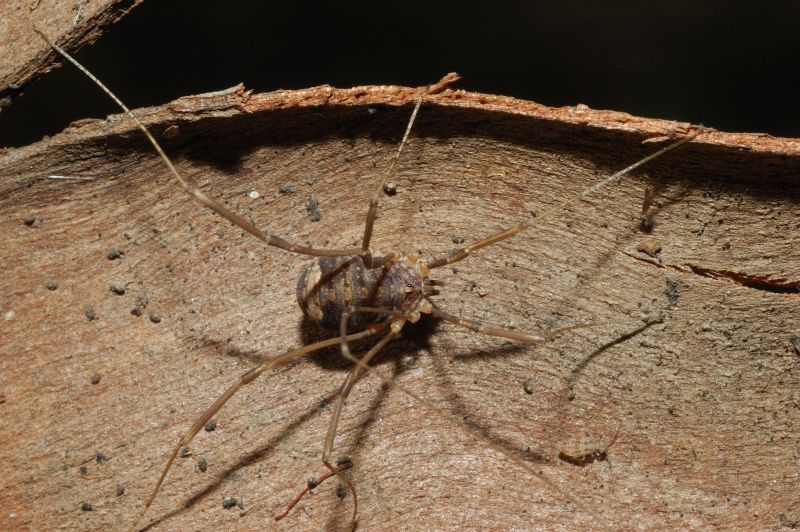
top-left (36, 30), bottom-right (700, 529)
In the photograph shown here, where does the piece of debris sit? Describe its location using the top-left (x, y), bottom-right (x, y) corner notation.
top-left (248, 190), bottom-right (260, 199)
top-left (198, 457), bottom-right (208, 472)
top-left (278, 183), bottom-right (297, 195)
top-left (641, 308), bottom-right (665, 325)
top-left (148, 312), bottom-right (162, 324)
top-left (106, 248), bottom-right (123, 260)
top-left (790, 335), bottom-right (800, 356)
top-left (451, 235), bottom-right (465, 244)
top-left (179, 447), bottom-right (191, 458)
top-left (665, 278), bottom-right (680, 307)
top-left (523, 379), bottom-right (533, 395)
top-left (204, 419), bottom-right (217, 432)
top-left (79, 465), bottom-right (88, 475)
top-left (636, 239), bottom-right (662, 257)
top-left (565, 386), bottom-right (576, 401)
top-left (115, 486), bottom-right (125, 496)
top-left (639, 185), bottom-right (656, 231)
top-left (642, 135), bottom-right (671, 144)
top-left (83, 304), bottom-right (97, 321)
top-left (306, 196), bottom-right (321, 222)
top-left (132, 292), bottom-right (149, 317)
top-left (137, 292), bottom-right (149, 307)
top-left (162, 125), bottom-right (180, 139)
top-left (778, 512), bottom-right (799, 529)
top-left (90, 373), bottom-right (101, 385)
top-left (95, 452), bottom-right (106, 463)
top-left (383, 182), bottom-right (397, 195)
top-left (109, 283), bottom-right (126, 295)
top-left (23, 213), bottom-right (36, 226)
top-left (223, 497), bottom-right (241, 509)
top-left (80, 502), bottom-right (93, 512)
top-left (46, 280), bottom-right (58, 290)
top-left (336, 483), bottom-right (347, 499)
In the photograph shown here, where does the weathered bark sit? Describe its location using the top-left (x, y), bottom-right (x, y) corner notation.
top-left (0, 0), bottom-right (142, 110)
top-left (0, 83), bottom-right (798, 531)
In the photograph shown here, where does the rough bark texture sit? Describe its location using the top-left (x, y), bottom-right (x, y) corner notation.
top-left (1, 83), bottom-right (798, 531)
top-left (0, 0), bottom-right (142, 110)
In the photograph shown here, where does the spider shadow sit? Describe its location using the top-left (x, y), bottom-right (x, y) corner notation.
top-left (141, 313), bottom-right (438, 528)
top-left (298, 311), bottom-right (441, 371)
top-left (140, 383), bottom-right (340, 530)
top-left (144, 311), bottom-right (557, 529)
top-left (429, 338), bottom-right (562, 465)
top-left (564, 320), bottom-right (660, 397)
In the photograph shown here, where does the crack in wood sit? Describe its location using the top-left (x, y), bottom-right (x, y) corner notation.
top-left (622, 251), bottom-right (800, 295)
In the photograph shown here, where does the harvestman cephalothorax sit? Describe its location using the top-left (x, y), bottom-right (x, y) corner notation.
top-left (35, 29), bottom-right (701, 530)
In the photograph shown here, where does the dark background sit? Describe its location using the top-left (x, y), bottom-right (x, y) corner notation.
top-left (2, 1), bottom-right (799, 147)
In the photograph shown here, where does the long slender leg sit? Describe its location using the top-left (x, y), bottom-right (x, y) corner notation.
top-left (281, 306), bottom-right (592, 524)
top-left (360, 73), bottom-right (461, 267)
top-left (274, 458), bottom-right (353, 521)
top-left (276, 307), bottom-right (407, 521)
top-left (322, 324), bottom-right (399, 526)
top-left (36, 30), bottom-right (362, 258)
top-left (332, 317), bottom-right (590, 521)
top-left (425, 129), bottom-right (702, 269)
top-left (359, 95), bottom-right (423, 267)
top-left (429, 305), bottom-right (595, 344)
top-left (127, 325), bottom-right (385, 532)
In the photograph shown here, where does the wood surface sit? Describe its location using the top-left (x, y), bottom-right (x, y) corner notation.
top-left (0, 0), bottom-right (142, 110)
top-left (1, 81), bottom-right (798, 531)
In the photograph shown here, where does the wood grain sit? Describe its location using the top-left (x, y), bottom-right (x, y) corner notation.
top-left (1, 83), bottom-right (798, 531)
top-left (0, 0), bottom-right (142, 110)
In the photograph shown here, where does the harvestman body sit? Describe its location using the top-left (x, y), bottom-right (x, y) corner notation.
top-left (36, 30), bottom-right (700, 529)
